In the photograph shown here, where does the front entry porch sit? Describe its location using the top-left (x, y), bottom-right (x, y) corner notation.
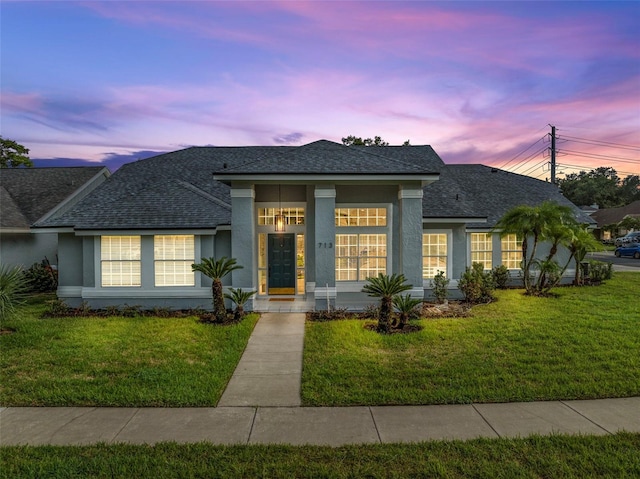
top-left (252, 296), bottom-right (315, 313)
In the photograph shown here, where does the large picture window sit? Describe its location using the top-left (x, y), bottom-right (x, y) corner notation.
top-left (501, 234), bottom-right (523, 270)
top-left (335, 234), bottom-right (387, 281)
top-left (471, 233), bottom-right (493, 270)
top-left (423, 233), bottom-right (448, 278)
top-left (154, 235), bottom-right (195, 286)
top-left (101, 236), bottom-right (141, 287)
top-left (335, 207), bottom-right (388, 282)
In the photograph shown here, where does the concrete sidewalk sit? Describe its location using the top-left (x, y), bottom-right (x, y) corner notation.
top-left (1, 398), bottom-right (638, 446)
top-left (1, 312), bottom-right (638, 447)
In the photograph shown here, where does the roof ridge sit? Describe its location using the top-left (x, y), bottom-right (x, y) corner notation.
top-left (349, 144), bottom-right (443, 170)
top-left (175, 180), bottom-right (231, 210)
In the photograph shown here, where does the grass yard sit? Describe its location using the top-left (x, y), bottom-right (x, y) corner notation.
top-left (0, 298), bottom-right (258, 407)
top-left (1, 433), bottom-right (638, 479)
top-left (302, 272), bottom-right (640, 406)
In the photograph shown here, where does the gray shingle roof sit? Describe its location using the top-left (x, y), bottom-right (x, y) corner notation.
top-left (0, 167), bottom-right (108, 228)
top-left (213, 140), bottom-right (443, 175)
top-left (36, 142), bottom-right (590, 231)
top-left (423, 165), bottom-right (595, 228)
top-left (37, 141), bottom-right (443, 230)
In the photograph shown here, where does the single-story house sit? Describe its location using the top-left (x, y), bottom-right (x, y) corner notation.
top-left (33, 140), bottom-right (592, 311)
top-left (1, 166), bottom-right (110, 269)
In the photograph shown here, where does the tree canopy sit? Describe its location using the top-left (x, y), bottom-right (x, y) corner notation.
top-left (342, 135), bottom-right (412, 147)
top-left (558, 167), bottom-right (640, 208)
top-left (0, 137), bottom-right (32, 168)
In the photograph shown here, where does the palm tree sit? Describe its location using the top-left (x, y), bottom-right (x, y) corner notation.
top-left (224, 287), bottom-right (256, 322)
top-left (192, 257), bottom-right (242, 323)
top-left (392, 294), bottom-right (423, 330)
top-left (566, 225), bottom-right (602, 286)
top-left (494, 201), bottom-right (574, 294)
top-left (362, 273), bottom-right (412, 333)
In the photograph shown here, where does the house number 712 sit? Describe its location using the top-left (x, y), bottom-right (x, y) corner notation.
top-left (318, 242), bottom-right (333, 248)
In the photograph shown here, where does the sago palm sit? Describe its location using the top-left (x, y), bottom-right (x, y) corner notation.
top-left (362, 273), bottom-right (412, 333)
top-left (224, 287), bottom-right (256, 322)
top-left (392, 294), bottom-right (422, 330)
top-left (192, 257), bottom-right (242, 323)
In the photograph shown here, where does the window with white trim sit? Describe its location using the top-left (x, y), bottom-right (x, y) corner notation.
top-left (501, 234), bottom-right (523, 270)
top-left (471, 233), bottom-right (493, 270)
top-left (101, 236), bottom-right (141, 287)
top-left (422, 233), bottom-right (448, 278)
top-left (154, 235), bottom-right (195, 286)
top-left (335, 207), bottom-right (388, 281)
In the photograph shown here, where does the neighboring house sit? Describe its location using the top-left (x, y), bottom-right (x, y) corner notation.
top-left (33, 140), bottom-right (592, 311)
top-left (0, 167), bottom-right (110, 269)
top-left (589, 200), bottom-right (640, 241)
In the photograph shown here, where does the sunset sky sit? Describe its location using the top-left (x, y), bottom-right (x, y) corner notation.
top-left (2, 1), bottom-right (639, 179)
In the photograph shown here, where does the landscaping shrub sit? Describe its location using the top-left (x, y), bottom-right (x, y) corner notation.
top-left (306, 307), bottom-right (352, 322)
top-left (23, 258), bottom-right (58, 293)
top-left (431, 270), bottom-right (449, 303)
top-left (0, 264), bottom-right (28, 321)
top-left (458, 262), bottom-right (496, 304)
top-left (588, 260), bottom-right (613, 283)
top-left (492, 265), bottom-right (509, 289)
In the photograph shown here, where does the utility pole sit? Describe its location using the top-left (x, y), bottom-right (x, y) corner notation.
top-left (549, 124), bottom-right (556, 184)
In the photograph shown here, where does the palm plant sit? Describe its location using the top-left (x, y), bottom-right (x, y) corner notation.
top-left (566, 225), bottom-right (602, 285)
top-left (224, 287), bottom-right (256, 322)
top-left (192, 257), bottom-right (242, 323)
top-left (362, 273), bottom-right (412, 333)
top-left (0, 264), bottom-right (27, 321)
top-left (494, 201), bottom-right (574, 294)
top-left (392, 294), bottom-right (422, 329)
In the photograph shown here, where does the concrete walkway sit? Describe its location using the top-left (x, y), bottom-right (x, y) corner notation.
top-left (1, 312), bottom-right (639, 447)
top-left (218, 312), bottom-right (305, 407)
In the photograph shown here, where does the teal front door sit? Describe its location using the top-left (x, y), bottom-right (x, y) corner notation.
top-left (268, 234), bottom-right (296, 294)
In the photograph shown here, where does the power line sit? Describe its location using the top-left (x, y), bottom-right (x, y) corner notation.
top-left (556, 163), bottom-right (638, 177)
top-left (559, 149), bottom-right (640, 164)
top-left (496, 134), bottom-right (547, 170)
top-left (559, 134), bottom-right (640, 151)
top-left (507, 145), bottom-right (548, 174)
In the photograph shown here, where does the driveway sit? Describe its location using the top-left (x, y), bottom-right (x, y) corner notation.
top-left (587, 251), bottom-right (640, 272)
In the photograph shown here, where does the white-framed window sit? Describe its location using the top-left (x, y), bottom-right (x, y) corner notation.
top-left (422, 233), bottom-right (448, 278)
top-left (501, 234), bottom-right (523, 269)
top-left (471, 233), bottom-right (493, 270)
top-left (335, 207), bottom-right (388, 281)
top-left (154, 235), bottom-right (195, 286)
top-left (335, 234), bottom-right (387, 281)
top-left (335, 207), bottom-right (387, 227)
top-left (101, 236), bottom-right (141, 287)
top-left (258, 207), bottom-right (305, 226)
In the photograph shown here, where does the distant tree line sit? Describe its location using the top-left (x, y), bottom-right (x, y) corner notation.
top-left (557, 167), bottom-right (639, 208)
top-left (342, 135), bottom-right (411, 147)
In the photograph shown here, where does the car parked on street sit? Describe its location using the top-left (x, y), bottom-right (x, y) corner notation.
top-left (614, 231), bottom-right (640, 246)
top-left (614, 242), bottom-right (640, 259)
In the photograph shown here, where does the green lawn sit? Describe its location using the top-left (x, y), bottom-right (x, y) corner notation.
top-left (0, 298), bottom-right (258, 406)
top-left (302, 272), bottom-right (640, 406)
top-left (1, 433), bottom-right (638, 479)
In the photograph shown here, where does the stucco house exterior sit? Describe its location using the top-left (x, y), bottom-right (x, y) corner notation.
top-left (0, 166), bottom-right (110, 269)
top-left (33, 140), bottom-right (592, 311)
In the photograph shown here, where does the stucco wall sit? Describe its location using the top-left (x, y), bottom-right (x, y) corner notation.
top-left (0, 232), bottom-right (58, 269)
